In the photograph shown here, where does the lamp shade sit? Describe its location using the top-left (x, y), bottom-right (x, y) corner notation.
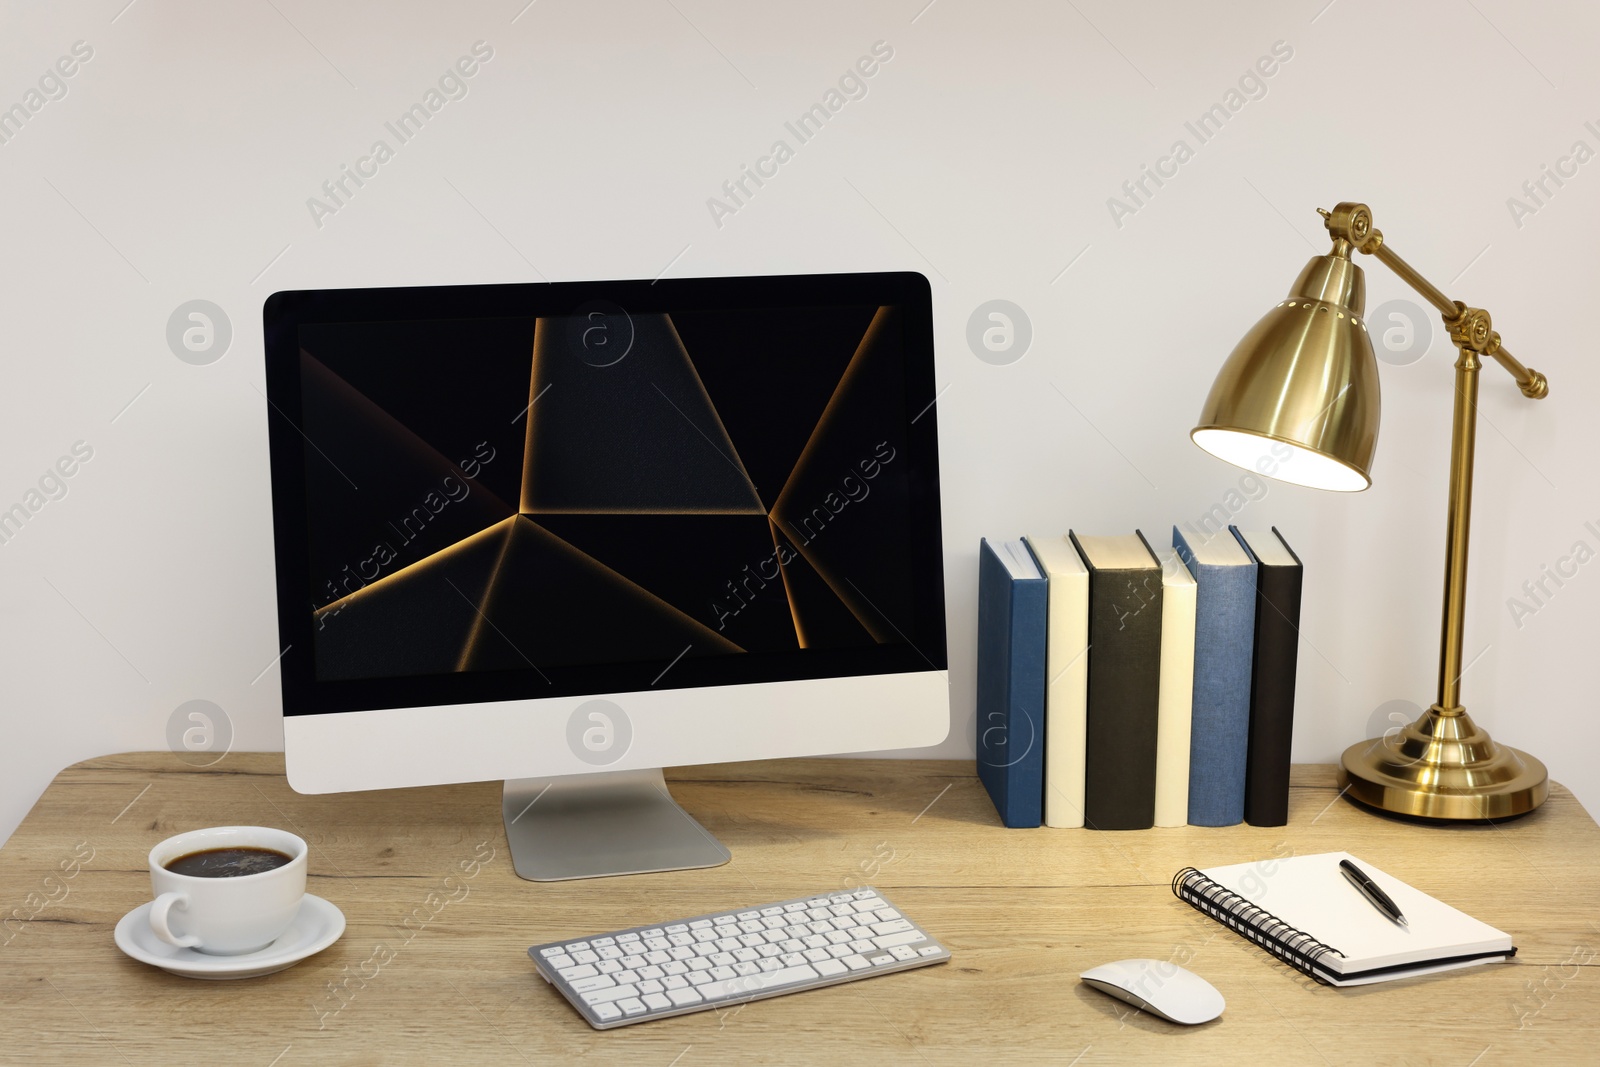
top-left (1192, 252), bottom-right (1381, 492)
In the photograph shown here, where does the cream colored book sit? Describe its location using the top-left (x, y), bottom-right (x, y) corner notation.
top-left (1023, 535), bottom-right (1089, 828)
top-left (1154, 549), bottom-right (1197, 826)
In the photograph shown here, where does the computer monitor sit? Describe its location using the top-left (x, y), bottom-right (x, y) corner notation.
top-left (262, 271), bottom-right (949, 881)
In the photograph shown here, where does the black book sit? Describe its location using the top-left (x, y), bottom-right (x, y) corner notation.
top-left (1069, 530), bottom-right (1162, 831)
top-left (1230, 526), bottom-right (1303, 827)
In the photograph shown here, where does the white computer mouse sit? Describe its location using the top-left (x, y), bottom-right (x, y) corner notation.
top-left (1079, 958), bottom-right (1225, 1025)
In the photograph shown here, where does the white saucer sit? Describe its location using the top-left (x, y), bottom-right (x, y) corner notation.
top-left (114, 893), bottom-right (345, 980)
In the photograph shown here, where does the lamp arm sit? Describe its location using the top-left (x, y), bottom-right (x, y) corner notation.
top-left (1321, 202), bottom-right (1549, 399)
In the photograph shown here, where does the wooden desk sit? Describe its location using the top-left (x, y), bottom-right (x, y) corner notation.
top-left (4, 754), bottom-right (1599, 1065)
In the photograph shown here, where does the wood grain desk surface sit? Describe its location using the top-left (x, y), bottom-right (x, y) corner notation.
top-left (3, 754), bottom-right (1599, 1065)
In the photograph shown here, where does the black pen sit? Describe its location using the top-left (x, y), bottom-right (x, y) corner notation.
top-left (1340, 859), bottom-right (1407, 927)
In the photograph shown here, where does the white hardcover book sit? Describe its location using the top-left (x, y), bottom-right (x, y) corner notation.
top-left (1023, 535), bottom-right (1089, 828)
top-left (1154, 549), bottom-right (1197, 827)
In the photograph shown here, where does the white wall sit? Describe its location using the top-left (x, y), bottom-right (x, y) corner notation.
top-left (2, 0), bottom-right (1595, 844)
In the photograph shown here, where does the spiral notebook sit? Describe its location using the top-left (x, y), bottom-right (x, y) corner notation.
top-left (1173, 851), bottom-right (1515, 986)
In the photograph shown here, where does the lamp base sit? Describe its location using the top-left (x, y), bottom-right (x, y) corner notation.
top-left (1338, 706), bottom-right (1548, 820)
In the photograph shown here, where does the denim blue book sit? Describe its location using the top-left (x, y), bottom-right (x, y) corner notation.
top-left (1172, 525), bottom-right (1257, 826)
top-left (975, 538), bottom-right (1048, 828)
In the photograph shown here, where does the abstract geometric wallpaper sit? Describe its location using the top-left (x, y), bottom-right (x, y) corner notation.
top-left (296, 303), bottom-right (916, 685)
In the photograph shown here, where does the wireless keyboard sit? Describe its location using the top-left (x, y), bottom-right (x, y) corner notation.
top-left (528, 887), bottom-right (951, 1029)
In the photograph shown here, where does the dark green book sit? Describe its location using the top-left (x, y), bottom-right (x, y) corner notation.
top-left (1069, 530), bottom-right (1163, 830)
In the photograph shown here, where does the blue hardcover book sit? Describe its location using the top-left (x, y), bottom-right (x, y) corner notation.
top-left (975, 538), bottom-right (1048, 828)
top-left (1172, 525), bottom-right (1258, 827)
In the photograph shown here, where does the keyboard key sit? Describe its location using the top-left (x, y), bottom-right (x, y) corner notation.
top-left (622, 943), bottom-right (647, 957)
top-left (815, 959), bottom-right (848, 977)
top-left (690, 920), bottom-right (713, 930)
top-left (872, 919), bottom-right (914, 936)
top-left (873, 930), bottom-right (927, 949)
top-left (644, 951), bottom-right (671, 965)
top-left (710, 965), bottom-right (737, 981)
top-left (758, 957), bottom-right (784, 972)
top-left (698, 964), bottom-right (819, 1001)
top-left (583, 984), bottom-right (638, 1005)
top-left (592, 937), bottom-right (615, 947)
top-left (667, 988), bottom-right (703, 1007)
top-left (803, 948), bottom-right (830, 963)
top-left (711, 952), bottom-right (736, 967)
top-left (639, 980), bottom-right (664, 994)
top-left (780, 952), bottom-right (807, 967)
top-left (917, 946), bottom-right (943, 957)
top-left (637, 965), bottom-right (664, 980)
top-left (669, 933), bottom-right (694, 947)
top-left (890, 945), bottom-right (919, 961)
top-left (662, 975), bottom-right (688, 990)
top-left (687, 970), bottom-right (713, 986)
top-left (853, 890), bottom-right (878, 900)
top-left (546, 954), bottom-right (574, 970)
top-left (869, 954), bottom-right (895, 966)
top-left (734, 961), bottom-right (760, 976)
top-left (619, 998), bottom-right (647, 1016)
top-left (559, 964), bottom-right (598, 981)
top-left (737, 911), bottom-right (760, 921)
top-left (539, 947), bottom-right (565, 957)
top-left (827, 944), bottom-right (853, 959)
top-left (784, 902), bottom-right (807, 912)
top-left (874, 908), bottom-right (902, 922)
top-left (761, 907), bottom-right (784, 917)
top-left (571, 950), bottom-right (599, 965)
top-left (665, 924), bottom-right (689, 934)
top-left (617, 933), bottom-right (640, 943)
top-left (757, 944), bottom-right (783, 958)
top-left (597, 959), bottom-right (623, 975)
top-left (616, 970), bottom-right (638, 985)
top-left (598, 946), bottom-right (624, 960)
top-left (738, 934), bottom-right (765, 948)
top-left (567, 941), bottom-right (591, 952)
top-left (571, 975), bottom-right (615, 993)
top-left (639, 930), bottom-right (664, 939)
top-left (594, 1003), bottom-right (622, 1022)
top-left (712, 916), bottom-right (735, 927)
top-left (670, 946), bottom-right (696, 960)
top-left (850, 939), bottom-right (876, 954)
top-left (643, 993), bottom-right (671, 1011)
top-left (842, 954), bottom-right (870, 970)
top-left (662, 961), bottom-right (688, 976)
top-left (644, 937), bottom-right (670, 951)
top-left (734, 948), bottom-right (760, 963)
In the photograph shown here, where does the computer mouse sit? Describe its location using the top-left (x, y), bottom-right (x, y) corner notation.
top-left (1079, 958), bottom-right (1224, 1025)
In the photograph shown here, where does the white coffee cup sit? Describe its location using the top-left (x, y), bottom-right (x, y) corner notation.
top-left (147, 826), bottom-right (307, 955)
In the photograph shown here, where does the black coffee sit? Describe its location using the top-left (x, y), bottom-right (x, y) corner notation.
top-left (165, 846), bottom-right (292, 878)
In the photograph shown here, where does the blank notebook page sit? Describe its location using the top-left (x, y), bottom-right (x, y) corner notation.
top-left (1200, 851), bottom-right (1512, 974)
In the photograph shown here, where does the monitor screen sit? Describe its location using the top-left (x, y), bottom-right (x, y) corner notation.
top-left (264, 272), bottom-right (947, 721)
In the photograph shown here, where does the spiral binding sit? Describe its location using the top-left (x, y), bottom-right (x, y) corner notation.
top-left (1171, 867), bottom-right (1346, 985)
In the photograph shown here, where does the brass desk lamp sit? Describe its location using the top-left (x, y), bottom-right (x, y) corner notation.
top-left (1192, 201), bottom-right (1549, 820)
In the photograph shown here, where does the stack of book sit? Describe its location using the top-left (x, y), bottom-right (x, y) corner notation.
top-left (975, 526), bottom-right (1302, 830)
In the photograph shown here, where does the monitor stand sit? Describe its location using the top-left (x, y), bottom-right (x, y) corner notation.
top-left (501, 768), bottom-right (732, 881)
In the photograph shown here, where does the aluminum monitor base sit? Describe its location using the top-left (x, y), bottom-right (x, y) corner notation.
top-left (502, 768), bottom-right (732, 882)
